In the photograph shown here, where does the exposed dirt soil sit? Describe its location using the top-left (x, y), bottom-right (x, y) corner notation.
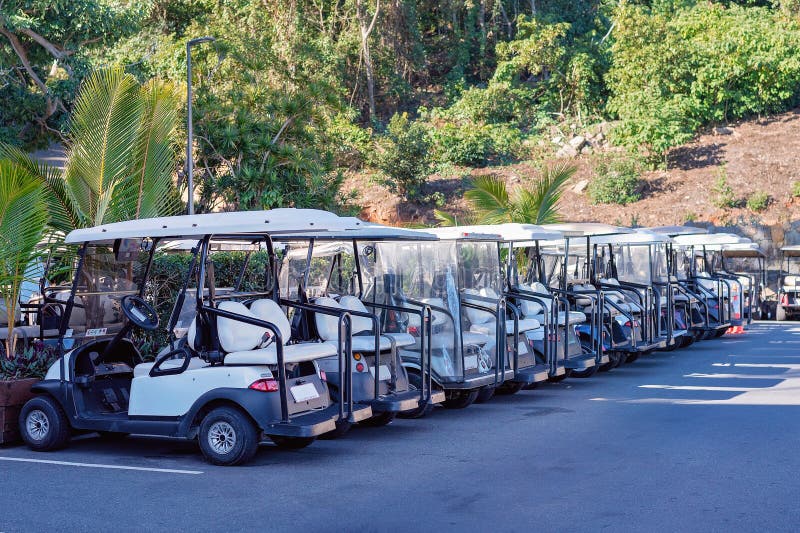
top-left (343, 108), bottom-right (800, 227)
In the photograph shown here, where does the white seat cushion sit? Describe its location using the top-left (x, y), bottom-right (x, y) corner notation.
top-left (249, 299), bottom-right (291, 342)
top-left (351, 335), bottom-right (393, 352)
top-left (217, 301), bottom-right (268, 353)
top-left (463, 289), bottom-right (494, 326)
top-left (382, 332), bottom-right (416, 347)
top-left (531, 311), bottom-right (587, 325)
top-left (225, 341), bottom-right (338, 365)
top-left (462, 331), bottom-right (490, 346)
top-left (337, 295), bottom-right (374, 334)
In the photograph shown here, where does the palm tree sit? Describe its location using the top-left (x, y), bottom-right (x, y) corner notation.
top-left (0, 160), bottom-right (48, 357)
top-left (0, 67), bottom-right (182, 235)
top-left (435, 162), bottom-right (576, 226)
top-left (0, 67), bottom-right (182, 355)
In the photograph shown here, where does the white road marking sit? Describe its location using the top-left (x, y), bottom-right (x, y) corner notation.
top-left (0, 456), bottom-right (203, 475)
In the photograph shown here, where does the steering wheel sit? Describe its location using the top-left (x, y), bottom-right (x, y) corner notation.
top-left (120, 295), bottom-right (159, 331)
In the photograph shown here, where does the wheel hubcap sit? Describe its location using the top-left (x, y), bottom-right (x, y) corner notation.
top-left (26, 410), bottom-right (49, 441)
top-left (207, 421), bottom-right (236, 455)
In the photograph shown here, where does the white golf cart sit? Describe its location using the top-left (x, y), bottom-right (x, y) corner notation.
top-left (720, 243), bottom-right (766, 322)
top-left (274, 227), bottom-right (445, 427)
top-left (433, 224), bottom-right (573, 388)
top-left (18, 209), bottom-right (376, 466)
top-left (777, 245), bottom-right (800, 321)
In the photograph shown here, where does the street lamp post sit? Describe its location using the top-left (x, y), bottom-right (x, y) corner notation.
top-left (186, 36), bottom-right (216, 216)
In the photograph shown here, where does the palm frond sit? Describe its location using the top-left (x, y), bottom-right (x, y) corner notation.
top-left (531, 162), bottom-right (576, 224)
top-left (65, 67), bottom-right (143, 226)
top-left (113, 78), bottom-right (182, 221)
top-left (0, 159), bottom-right (48, 355)
top-left (464, 175), bottom-right (512, 224)
top-left (0, 143), bottom-right (79, 234)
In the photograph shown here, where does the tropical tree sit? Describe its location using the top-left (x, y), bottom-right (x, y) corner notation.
top-left (435, 162), bottom-right (576, 226)
top-left (0, 67), bottom-right (182, 234)
top-left (0, 159), bottom-right (48, 357)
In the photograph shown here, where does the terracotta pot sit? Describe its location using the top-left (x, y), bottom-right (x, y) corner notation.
top-left (0, 378), bottom-right (39, 444)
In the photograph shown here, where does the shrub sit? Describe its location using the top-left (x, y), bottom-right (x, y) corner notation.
top-left (793, 181), bottom-right (800, 197)
top-left (587, 157), bottom-right (642, 205)
top-left (0, 343), bottom-right (59, 380)
top-left (375, 113), bottom-right (432, 199)
top-left (746, 191), bottom-right (770, 212)
top-left (431, 124), bottom-right (493, 166)
top-left (712, 170), bottom-right (738, 209)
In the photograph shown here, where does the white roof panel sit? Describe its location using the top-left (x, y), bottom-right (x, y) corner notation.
top-left (425, 227), bottom-right (503, 240)
top-left (672, 233), bottom-right (750, 246)
top-left (721, 243), bottom-right (765, 258)
top-left (649, 225), bottom-right (707, 236)
top-left (427, 223), bottom-right (561, 242)
top-left (541, 222), bottom-right (634, 237)
top-left (64, 209), bottom-right (371, 244)
top-left (781, 245), bottom-right (800, 256)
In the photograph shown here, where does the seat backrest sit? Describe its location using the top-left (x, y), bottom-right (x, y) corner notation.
top-left (462, 288), bottom-right (494, 325)
top-left (516, 284), bottom-right (544, 317)
top-left (337, 295), bottom-right (374, 335)
top-left (314, 296), bottom-right (343, 342)
top-left (784, 275), bottom-right (800, 288)
top-left (217, 301), bottom-right (268, 353)
top-left (249, 299), bottom-right (291, 345)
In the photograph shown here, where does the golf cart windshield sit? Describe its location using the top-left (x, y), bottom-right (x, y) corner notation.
top-left (67, 240), bottom-right (149, 341)
top-left (611, 244), bottom-right (653, 285)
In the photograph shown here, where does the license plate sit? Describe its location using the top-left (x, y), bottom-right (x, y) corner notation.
top-left (464, 355), bottom-right (478, 370)
top-left (85, 328), bottom-right (107, 337)
top-left (369, 365), bottom-right (392, 381)
top-left (290, 383), bottom-right (319, 402)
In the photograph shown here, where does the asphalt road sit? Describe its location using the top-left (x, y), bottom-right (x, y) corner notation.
top-left (2, 322), bottom-right (800, 532)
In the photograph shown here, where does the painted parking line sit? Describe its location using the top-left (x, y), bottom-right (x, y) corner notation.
top-left (0, 456), bottom-right (203, 475)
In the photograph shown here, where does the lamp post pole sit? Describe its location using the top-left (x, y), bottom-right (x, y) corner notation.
top-left (186, 36), bottom-right (216, 215)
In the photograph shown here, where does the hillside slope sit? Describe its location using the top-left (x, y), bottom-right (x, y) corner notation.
top-left (345, 109), bottom-right (800, 228)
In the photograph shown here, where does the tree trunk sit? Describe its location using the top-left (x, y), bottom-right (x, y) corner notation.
top-left (355, 0), bottom-right (380, 121)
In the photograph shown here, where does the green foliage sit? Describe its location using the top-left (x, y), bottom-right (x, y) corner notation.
top-left (458, 162), bottom-right (575, 224)
top-left (712, 169), bottom-right (738, 209)
top-left (375, 113), bottom-right (431, 199)
top-left (608, 2), bottom-right (800, 157)
top-left (587, 156), bottom-right (642, 205)
top-left (0, 0), bottom-right (146, 146)
top-left (0, 343), bottom-right (59, 378)
top-left (793, 181), bottom-right (800, 197)
top-left (0, 157), bottom-right (48, 356)
top-left (746, 191), bottom-right (770, 211)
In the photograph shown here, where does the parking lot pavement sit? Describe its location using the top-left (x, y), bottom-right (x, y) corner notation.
top-left (2, 322), bottom-right (800, 532)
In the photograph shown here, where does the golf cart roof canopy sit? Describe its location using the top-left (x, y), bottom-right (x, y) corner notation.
top-left (649, 225), bottom-right (707, 237)
top-left (781, 245), bottom-right (800, 256)
top-left (425, 226), bottom-right (503, 241)
top-left (721, 243), bottom-right (766, 258)
top-left (64, 209), bottom-right (370, 244)
top-left (540, 222), bottom-right (635, 238)
top-left (589, 229), bottom-right (672, 245)
top-left (426, 223), bottom-right (562, 242)
top-left (273, 226), bottom-right (437, 241)
top-left (672, 233), bottom-right (751, 246)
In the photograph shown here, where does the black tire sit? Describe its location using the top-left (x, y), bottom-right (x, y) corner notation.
top-left (714, 328), bottom-right (727, 338)
top-left (398, 371), bottom-right (436, 419)
top-left (474, 386), bottom-right (496, 403)
top-left (269, 436), bottom-right (315, 450)
top-left (600, 351), bottom-right (622, 372)
top-left (548, 368), bottom-right (571, 382)
top-left (442, 389), bottom-right (479, 409)
top-left (776, 306), bottom-right (787, 322)
top-left (359, 412), bottom-right (396, 427)
top-left (497, 381), bottom-right (524, 394)
top-left (570, 364), bottom-right (599, 378)
top-left (198, 406), bottom-right (259, 466)
top-left (19, 396), bottom-right (71, 452)
top-left (680, 335), bottom-right (695, 349)
top-left (625, 352), bottom-right (640, 364)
